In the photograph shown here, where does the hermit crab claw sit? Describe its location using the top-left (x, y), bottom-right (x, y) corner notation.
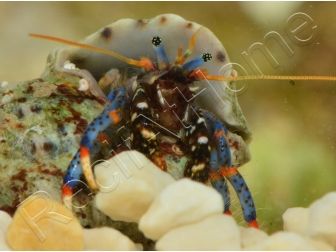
top-left (43, 13), bottom-right (251, 166)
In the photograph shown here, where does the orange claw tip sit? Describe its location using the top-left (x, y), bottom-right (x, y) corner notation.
top-left (224, 210), bottom-right (232, 216)
top-left (62, 185), bottom-right (73, 197)
top-left (248, 220), bottom-right (259, 229)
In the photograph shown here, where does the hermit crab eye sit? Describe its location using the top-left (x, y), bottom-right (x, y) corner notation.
top-left (202, 53), bottom-right (212, 62)
top-left (152, 36), bottom-right (162, 47)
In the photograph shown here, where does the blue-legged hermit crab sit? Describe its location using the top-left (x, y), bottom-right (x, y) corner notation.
top-left (31, 14), bottom-right (259, 228)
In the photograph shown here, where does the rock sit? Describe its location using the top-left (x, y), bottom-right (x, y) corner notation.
top-left (240, 227), bottom-right (268, 249)
top-left (0, 211), bottom-right (12, 233)
top-left (308, 192), bottom-right (336, 248)
top-left (6, 193), bottom-right (84, 250)
top-left (309, 239), bottom-right (334, 250)
top-left (156, 214), bottom-right (240, 250)
top-left (83, 227), bottom-right (137, 250)
top-left (95, 151), bottom-right (175, 223)
top-left (246, 231), bottom-right (316, 250)
top-left (282, 207), bottom-right (309, 235)
top-left (139, 178), bottom-right (224, 240)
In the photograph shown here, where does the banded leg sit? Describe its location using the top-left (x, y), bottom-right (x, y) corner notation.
top-left (204, 110), bottom-right (258, 228)
top-left (184, 113), bottom-right (211, 182)
top-left (130, 83), bottom-right (163, 169)
top-left (62, 87), bottom-right (127, 207)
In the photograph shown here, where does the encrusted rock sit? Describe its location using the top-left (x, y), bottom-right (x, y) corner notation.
top-left (95, 151), bottom-right (175, 223)
top-left (156, 214), bottom-right (240, 250)
top-left (6, 194), bottom-right (84, 250)
top-left (139, 178), bottom-right (224, 240)
top-left (83, 227), bottom-right (137, 250)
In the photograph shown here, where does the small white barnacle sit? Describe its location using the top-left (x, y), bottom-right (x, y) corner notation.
top-left (197, 136), bottom-right (208, 144)
top-left (63, 60), bottom-right (77, 70)
top-left (1, 81), bottom-right (8, 88)
top-left (78, 78), bottom-right (89, 91)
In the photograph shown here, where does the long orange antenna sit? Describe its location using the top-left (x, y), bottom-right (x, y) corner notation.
top-left (29, 33), bottom-right (154, 71)
top-left (203, 74), bottom-right (336, 82)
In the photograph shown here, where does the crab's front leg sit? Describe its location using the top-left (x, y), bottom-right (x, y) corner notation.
top-left (209, 148), bottom-right (232, 215)
top-left (62, 87), bottom-right (127, 207)
top-left (204, 111), bottom-right (258, 228)
top-left (130, 83), bottom-right (164, 169)
top-left (183, 112), bottom-right (211, 182)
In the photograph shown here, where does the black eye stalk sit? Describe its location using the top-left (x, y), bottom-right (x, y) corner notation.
top-left (202, 53), bottom-right (212, 62)
top-left (152, 36), bottom-right (162, 47)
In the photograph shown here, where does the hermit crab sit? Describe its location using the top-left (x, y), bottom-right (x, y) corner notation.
top-left (31, 14), bottom-right (257, 227)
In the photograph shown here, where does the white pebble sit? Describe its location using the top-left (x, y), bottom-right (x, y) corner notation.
top-left (139, 178), bottom-right (224, 240)
top-left (6, 195), bottom-right (83, 250)
top-left (0, 211), bottom-right (12, 233)
top-left (0, 211), bottom-right (12, 250)
top-left (83, 227), bottom-right (137, 251)
top-left (283, 207), bottom-right (309, 235)
top-left (78, 78), bottom-right (89, 91)
top-left (95, 151), bottom-right (175, 223)
top-left (308, 192), bottom-right (336, 248)
top-left (156, 214), bottom-right (241, 250)
top-left (0, 81), bottom-right (8, 88)
top-left (240, 226), bottom-right (268, 249)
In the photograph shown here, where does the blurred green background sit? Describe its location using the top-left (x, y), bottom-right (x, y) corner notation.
top-left (0, 2), bottom-right (335, 233)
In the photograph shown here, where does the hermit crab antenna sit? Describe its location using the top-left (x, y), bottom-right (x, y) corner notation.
top-left (196, 73), bottom-right (336, 82)
top-left (152, 36), bottom-right (170, 69)
top-left (29, 33), bottom-right (154, 71)
top-left (176, 28), bottom-right (201, 65)
top-left (182, 53), bottom-right (212, 72)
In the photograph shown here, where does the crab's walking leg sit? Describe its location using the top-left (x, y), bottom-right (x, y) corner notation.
top-left (62, 87), bottom-right (126, 207)
top-left (184, 113), bottom-right (211, 182)
top-left (209, 149), bottom-right (231, 214)
top-left (204, 111), bottom-right (258, 228)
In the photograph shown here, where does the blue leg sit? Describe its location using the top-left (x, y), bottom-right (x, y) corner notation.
top-left (204, 110), bottom-right (258, 228)
top-left (209, 149), bottom-right (231, 214)
top-left (62, 87), bottom-right (127, 207)
top-left (152, 36), bottom-right (170, 69)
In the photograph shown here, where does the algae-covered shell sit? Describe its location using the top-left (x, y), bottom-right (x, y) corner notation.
top-left (50, 13), bottom-right (251, 141)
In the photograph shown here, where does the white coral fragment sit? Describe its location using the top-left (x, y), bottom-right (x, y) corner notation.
top-left (283, 207), bottom-right (309, 235)
top-left (83, 227), bottom-right (137, 251)
top-left (6, 194), bottom-right (84, 250)
top-left (246, 231), bottom-right (316, 250)
top-left (94, 151), bottom-right (175, 223)
top-left (240, 226), bottom-right (268, 249)
top-left (0, 211), bottom-right (12, 250)
top-left (156, 214), bottom-right (240, 251)
top-left (139, 178), bottom-right (224, 240)
top-left (308, 192), bottom-right (336, 248)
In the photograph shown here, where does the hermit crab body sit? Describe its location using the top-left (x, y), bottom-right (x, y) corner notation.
top-left (36, 14), bottom-right (256, 227)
